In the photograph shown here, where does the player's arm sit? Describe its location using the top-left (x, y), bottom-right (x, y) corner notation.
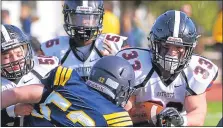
top-left (1, 84), bottom-right (44, 109)
top-left (124, 95), bottom-right (136, 111)
top-left (183, 56), bottom-right (219, 126)
top-left (100, 34), bottom-right (128, 56)
top-left (184, 93), bottom-right (207, 126)
top-left (1, 65), bottom-right (60, 109)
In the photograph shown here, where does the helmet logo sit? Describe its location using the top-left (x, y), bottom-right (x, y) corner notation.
top-left (98, 77), bottom-right (105, 83)
top-left (76, 6), bottom-right (93, 12)
top-left (167, 37), bottom-right (183, 44)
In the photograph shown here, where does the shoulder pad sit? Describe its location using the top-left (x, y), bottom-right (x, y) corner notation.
top-left (33, 55), bottom-right (60, 77)
top-left (41, 36), bottom-right (70, 58)
top-left (184, 55), bottom-right (218, 95)
top-left (116, 48), bottom-right (153, 86)
top-left (95, 33), bottom-right (128, 54)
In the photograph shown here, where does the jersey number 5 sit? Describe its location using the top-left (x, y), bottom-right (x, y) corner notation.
top-left (38, 56), bottom-right (55, 65)
top-left (105, 34), bottom-right (120, 42)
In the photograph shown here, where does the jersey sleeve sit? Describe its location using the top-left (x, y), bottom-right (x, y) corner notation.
top-left (103, 111), bottom-right (133, 126)
top-left (40, 66), bottom-right (73, 89)
top-left (40, 36), bottom-right (70, 60)
top-left (41, 38), bottom-right (60, 56)
top-left (95, 33), bottom-right (128, 55)
top-left (32, 55), bottom-right (60, 78)
top-left (39, 66), bottom-right (78, 103)
top-left (1, 78), bottom-right (17, 91)
top-left (185, 55), bottom-right (219, 95)
top-left (116, 48), bottom-right (153, 88)
top-left (34, 55), bottom-right (60, 69)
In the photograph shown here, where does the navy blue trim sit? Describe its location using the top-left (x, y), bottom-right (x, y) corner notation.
top-left (116, 47), bottom-right (151, 55)
top-left (207, 71), bottom-right (218, 88)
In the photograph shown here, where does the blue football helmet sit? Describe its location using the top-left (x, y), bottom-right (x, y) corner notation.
top-left (63, 0), bottom-right (104, 42)
top-left (86, 56), bottom-right (135, 107)
top-left (148, 10), bottom-right (199, 75)
top-left (1, 24), bottom-right (34, 80)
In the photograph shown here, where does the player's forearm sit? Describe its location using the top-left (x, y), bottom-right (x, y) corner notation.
top-left (184, 92), bottom-right (207, 126)
top-left (2, 89), bottom-right (18, 109)
top-left (15, 84), bottom-right (44, 104)
top-left (2, 84), bottom-right (44, 109)
top-left (185, 110), bottom-right (206, 126)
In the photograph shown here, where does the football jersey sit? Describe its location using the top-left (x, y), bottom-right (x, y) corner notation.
top-left (1, 77), bottom-right (16, 91)
top-left (41, 33), bottom-right (128, 81)
top-left (30, 66), bottom-right (133, 127)
top-left (1, 55), bottom-right (59, 127)
top-left (116, 48), bottom-right (218, 113)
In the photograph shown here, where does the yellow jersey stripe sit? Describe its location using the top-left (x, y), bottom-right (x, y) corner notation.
top-left (110, 121), bottom-right (133, 126)
top-left (59, 67), bottom-right (67, 86)
top-left (61, 68), bottom-right (73, 86)
top-left (103, 112), bottom-right (129, 120)
top-left (54, 66), bottom-right (63, 85)
top-left (107, 117), bottom-right (131, 125)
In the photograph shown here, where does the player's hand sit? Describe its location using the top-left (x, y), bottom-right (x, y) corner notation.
top-left (100, 40), bottom-right (117, 56)
top-left (157, 107), bottom-right (184, 126)
top-left (15, 103), bottom-right (34, 116)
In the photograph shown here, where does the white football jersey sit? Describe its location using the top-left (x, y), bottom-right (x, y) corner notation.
top-left (1, 77), bottom-right (17, 91)
top-left (1, 55), bottom-right (59, 126)
top-left (41, 33), bottom-right (128, 80)
top-left (13, 55), bottom-right (59, 86)
top-left (116, 48), bottom-right (218, 113)
top-left (1, 56), bottom-right (59, 87)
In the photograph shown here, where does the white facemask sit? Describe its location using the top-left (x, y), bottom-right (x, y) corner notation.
top-left (157, 55), bottom-right (179, 74)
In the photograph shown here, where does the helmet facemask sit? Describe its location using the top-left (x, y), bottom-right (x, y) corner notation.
top-left (63, 5), bottom-right (104, 43)
top-left (115, 82), bottom-right (136, 107)
top-left (1, 43), bottom-right (34, 80)
top-left (149, 34), bottom-right (196, 76)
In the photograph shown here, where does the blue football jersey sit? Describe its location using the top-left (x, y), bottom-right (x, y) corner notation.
top-left (29, 66), bottom-right (133, 126)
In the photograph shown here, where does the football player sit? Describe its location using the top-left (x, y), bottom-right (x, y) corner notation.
top-left (2, 56), bottom-right (135, 127)
top-left (1, 24), bottom-right (59, 126)
top-left (116, 10), bottom-right (218, 126)
top-left (40, 0), bottom-right (129, 81)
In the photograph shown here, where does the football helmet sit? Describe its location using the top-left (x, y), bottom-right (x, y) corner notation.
top-left (1, 24), bottom-right (34, 80)
top-left (148, 10), bottom-right (199, 74)
top-left (63, 0), bottom-right (104, 42)
top-left (86, 56), bottom-right (135, 107)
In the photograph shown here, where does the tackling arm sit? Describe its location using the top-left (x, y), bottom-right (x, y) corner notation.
top-left (1, 84), bottom-right (44, 109)
top-left (184, 92), bottom-right (207, 126)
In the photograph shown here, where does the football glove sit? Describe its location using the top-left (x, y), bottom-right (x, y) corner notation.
top-left (157, 107), bottom-right (184, 127)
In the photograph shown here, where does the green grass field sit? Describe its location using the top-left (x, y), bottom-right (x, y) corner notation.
top-left (204, 101), bottom-right (222, 126)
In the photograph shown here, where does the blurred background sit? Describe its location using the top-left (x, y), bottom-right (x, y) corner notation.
top-left (1, 1), bottom-right (222, 126)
